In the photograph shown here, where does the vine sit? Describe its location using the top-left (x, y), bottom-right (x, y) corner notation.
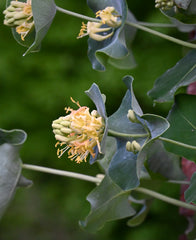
top-left (1, 0), bottom-right (196, 239)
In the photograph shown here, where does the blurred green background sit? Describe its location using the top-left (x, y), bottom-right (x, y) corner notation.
top-left (0, 0), bottom-right (188, 239)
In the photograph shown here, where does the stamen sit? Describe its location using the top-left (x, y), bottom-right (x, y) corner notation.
top-left (52, 99), bottom-right (105, 163)
top-left (77, 21), bottom-right (113, 41)
top-left (95, 6), bottom-right (122, 27)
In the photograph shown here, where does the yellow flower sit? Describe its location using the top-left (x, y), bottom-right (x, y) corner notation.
top-left (3, 0), bottom-right (34, 41)
top-left (77, 21), bottom-right (113, 41)
top-left (52, 98), bottom-right (105, 163)
top-left (96, 6), bottom-right (122, 28)
top-left (77, 6), bottom-right (121, 41)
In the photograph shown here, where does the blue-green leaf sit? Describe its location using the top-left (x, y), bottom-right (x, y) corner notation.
top-left (23, 0), bottom-right (56, 55)
top-left (0, 129), bottom-right (32, 219)
top-left (108, 76), bottom-right (169, 189)
top-left (85, 83), bottom-right (108, 163)
top-left (136, 114), bottom-right (170, 178)
top-left (108, 139), bottom-right (140, 190)
top-left (6, 0), bottom-right (56, 53)
top-left (79, 175), bottom-right (136, 232)
top-left (97, 136), bottom-right (117, 172)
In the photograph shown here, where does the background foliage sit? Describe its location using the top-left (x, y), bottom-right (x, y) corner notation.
top-left (0, 0), bottom-right (189, 239)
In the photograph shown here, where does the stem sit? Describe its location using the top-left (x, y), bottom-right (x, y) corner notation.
top-left (56, 6), bottom-right (195, 48)
top-left (168, 180), bottom-right (190, 185)
top-left (108, 129), bottom-right (148, 138)
top-left (56, 6), bottom-right (100, 23)
top-left (22, 164), bottom-right (101, 184)
top-left (137, 21), bottom-right (176, 28)
top-left (126, 21), bottom-right (196, 49)
top-left (160, 137), bottom-right (196, 150)
top-left (134, 187), bottom-right (196, 211)
top-left (22, 164), bottom-right (194, 210)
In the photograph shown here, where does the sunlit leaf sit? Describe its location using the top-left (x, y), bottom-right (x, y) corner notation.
top-left (79, 175), bottom-right (136, 232)
top-left (148, 50), bottom-right (196, 103)
top-left (162, 94), bottom-right (196, 161)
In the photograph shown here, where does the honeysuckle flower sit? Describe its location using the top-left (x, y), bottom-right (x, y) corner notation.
top-left (155, 0), bottom-right (174, 11)
top-left (86, 0), bottom-right (137, 71)
top-left (77, 6), bottom-right (122, 42)
top-left (3, 0), bottom-right (34, 41)
top-left (96, 6), bottom-right (122, 28)
top-left (52, 98), bottom-right (105, 164)
top-left (77, 21), bottom-right (113, 41)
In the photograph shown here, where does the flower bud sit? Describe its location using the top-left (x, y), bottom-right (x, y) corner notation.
top-left (3, 0), bottom-right (34, 41)
top-left (132, 140), bottom-right (141, 153)
top-left (155, 0), bottom-right (174, 10)
top-left (126, 140), bottom-right (141, 154)
top-left (127, 109), bottom-right (139, 123)
top-left (126, 141), bottom-right (134, 152)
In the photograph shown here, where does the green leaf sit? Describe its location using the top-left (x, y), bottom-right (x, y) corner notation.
top-left (162, 94), bottom-right (196, 161)
top-left (0, 129), bottom-right (31, 219)
top-left (184, 172), bottom-right (196, 203)
top-left (147, 140), bottom-right (184, 180)
top-left (23, 0), bottom-right (56, 55)
top-left (87, 0), bottom-right (137, 71)
top-left (148, 50), bottom-right (196, 103)
top-left (79, 175), bottom-right (136, 232)
top-left (127, 198), bottom-right (152, 227)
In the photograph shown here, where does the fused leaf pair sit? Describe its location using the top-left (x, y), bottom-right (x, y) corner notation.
top-left (4, 0), bottom-right (56, 55)
top-left (51, 75), bottom-right (195, 232)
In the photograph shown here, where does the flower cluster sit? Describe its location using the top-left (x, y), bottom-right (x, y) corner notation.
top-left (77, 6), bottom-right (122, 41)
top-left (3, 0), bottom-right (34, 41)
top-left (52, 98), bottom-right (105, 163)
top-left (155, 0), bottom-right (174, 11)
